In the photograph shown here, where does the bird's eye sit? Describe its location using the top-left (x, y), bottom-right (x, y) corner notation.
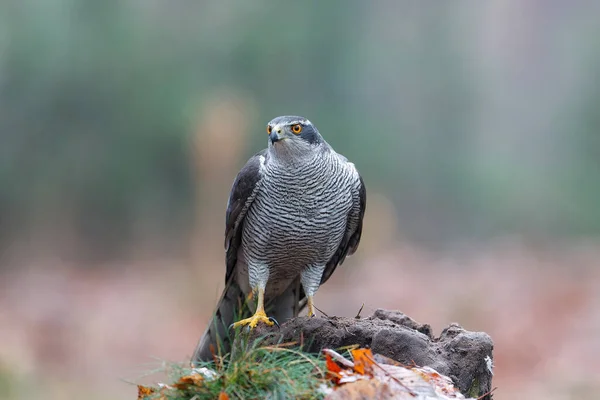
top-left (291, 124), bottom-right (302, 134)
top-left (267, 125), bottom-right (272, 134)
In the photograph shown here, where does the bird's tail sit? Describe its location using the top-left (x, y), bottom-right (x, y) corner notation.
top-left (191, 278), bottom-right (248, 364)
top-left (266, 277), bottom-right (306, 324)
top-left (191, 277), bottom-right (307, 365)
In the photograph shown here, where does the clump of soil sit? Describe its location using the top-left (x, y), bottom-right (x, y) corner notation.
top-left (245, 309), bottom-right (494, 399)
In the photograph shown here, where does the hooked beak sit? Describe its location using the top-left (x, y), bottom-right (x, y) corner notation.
top-left (269, 130), bottom-right (284, 144)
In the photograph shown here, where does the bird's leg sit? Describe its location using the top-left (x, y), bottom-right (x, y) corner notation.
top-left (301, 264), bottom-right (326, 318)
top-left (232, 287), bottom-right (275, 329)
top-left (307, 295), bottom-right (315, 317)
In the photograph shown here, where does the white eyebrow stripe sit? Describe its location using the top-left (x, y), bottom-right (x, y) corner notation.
top-left (287, 120), bottom-right (308, 126)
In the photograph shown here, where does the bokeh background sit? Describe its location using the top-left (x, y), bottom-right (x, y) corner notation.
top-left (1, 1), bottom-right (600, 399)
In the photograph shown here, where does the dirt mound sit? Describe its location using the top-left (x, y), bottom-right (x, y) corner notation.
top-left (245, 309), bottom-right (494, 399)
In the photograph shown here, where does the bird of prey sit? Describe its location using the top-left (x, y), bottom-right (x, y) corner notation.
top-left (192, 115), bottom-right (366, 364)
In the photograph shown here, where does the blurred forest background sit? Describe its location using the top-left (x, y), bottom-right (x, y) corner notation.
top-left (1, 1), bottom-right (599, 399)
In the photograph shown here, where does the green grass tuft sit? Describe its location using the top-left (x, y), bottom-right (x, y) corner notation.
top-left (140, 338), bottom-right (329, 400)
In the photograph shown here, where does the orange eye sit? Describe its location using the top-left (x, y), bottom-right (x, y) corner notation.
top-left (267, 125), bottom-right (272, 134)
top-left (291, 124), bottom-right (302, 134)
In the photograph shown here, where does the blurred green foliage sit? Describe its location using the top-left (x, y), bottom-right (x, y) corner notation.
top-left (1, 1), bottom-right (599, 261)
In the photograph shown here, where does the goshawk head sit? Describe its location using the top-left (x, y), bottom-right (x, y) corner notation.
top-left (266, 116), bottom-right (323, 155)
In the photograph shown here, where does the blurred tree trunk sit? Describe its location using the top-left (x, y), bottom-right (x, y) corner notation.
top-left (189, 90), bottom-right (256, 297)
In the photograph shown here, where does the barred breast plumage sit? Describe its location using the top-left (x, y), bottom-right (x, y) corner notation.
top-left (239, 146), bottom-right (356, 297)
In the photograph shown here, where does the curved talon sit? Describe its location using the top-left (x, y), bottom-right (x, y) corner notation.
top-left (229, 288), bottom-right (274, 331)
top-left (269, 317), bottom-right (280, 329)
top-left (231, 311), bottom-right (274, 330)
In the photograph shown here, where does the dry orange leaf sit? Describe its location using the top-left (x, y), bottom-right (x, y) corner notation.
top-left (172, 372), bottom-right (205, 390)
top-left (325, 352), bottom-right (343, 374)
top-left (323, 348), bottom-right (355, 369)
top-left (218, 391), bottom-right (230, 400)
top-left (324, 352), bottom-right (343, 383)
top-left (137, 385), bottom-right (155, 399)
top-left (350, 348), bottom-right (375, 376)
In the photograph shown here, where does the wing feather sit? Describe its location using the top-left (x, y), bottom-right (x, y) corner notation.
top-left (224, 149), bottom-right (267, 283)
top-left (320, 170), bottom-right (367, 285)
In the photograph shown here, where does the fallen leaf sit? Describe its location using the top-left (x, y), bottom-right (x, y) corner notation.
top-left (137, 385), bottom-right (155, 399)
top-left (218, 391), bottom-right (230, 400)
top-left (325, 378), bottom-right (410, 400)
top-left (350, 348), bottom-right (375, 376)
top-left (325, 353), bottom-right (342, 373)
top-left (323, 348), bottom-right (355, 369)
top-left (413, 366), bottom-right (463, 397)
top-left (321, 347), bottom-right (475, 399)
top-left (172, 372), bottom-right (204, 390)
top-left (338, 370), bottom-right (370, 384)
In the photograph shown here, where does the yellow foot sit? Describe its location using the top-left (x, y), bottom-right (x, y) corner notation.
top-left (231, 311), bottom-right (275, 330)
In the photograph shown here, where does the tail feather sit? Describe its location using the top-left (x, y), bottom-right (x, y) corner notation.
top-left (191, 277), bottom-right (308, 365)
top-left (191, 278), bottom-right (249, 364)
top-left (267, 277), bottom-right (306, 324)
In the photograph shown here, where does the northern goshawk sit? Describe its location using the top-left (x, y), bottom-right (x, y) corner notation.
top-left (192, 115), bottom-right (366, 363)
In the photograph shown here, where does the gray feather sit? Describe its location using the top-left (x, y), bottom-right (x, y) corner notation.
top-left (191, 278), bottom-right (246, 363)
